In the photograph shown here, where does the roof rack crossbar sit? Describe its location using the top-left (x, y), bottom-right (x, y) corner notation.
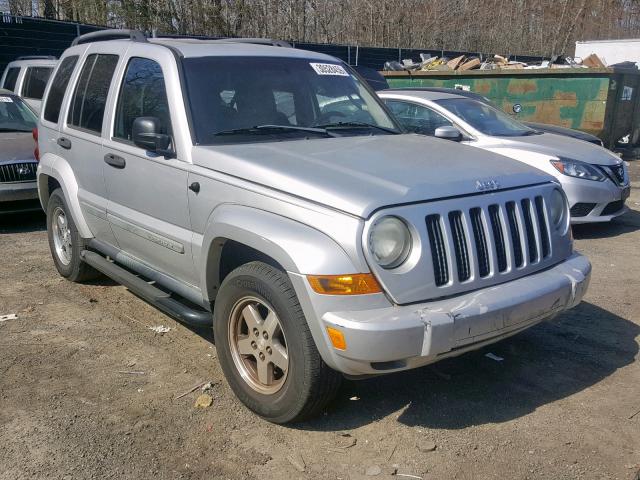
top-left (71, 29), bottom-right (148, 47)
top-left (16, 55), bottom-right (57, 60)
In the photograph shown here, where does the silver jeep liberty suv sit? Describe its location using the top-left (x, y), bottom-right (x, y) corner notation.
top-left (37, 30), bottom-right (591, 423)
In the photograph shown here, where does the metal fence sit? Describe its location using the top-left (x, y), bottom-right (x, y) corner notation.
top-left (0, 14), bottom-right (545, 74)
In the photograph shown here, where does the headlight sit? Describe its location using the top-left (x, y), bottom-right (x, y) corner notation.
top-left (549, 188), bottom-right (567, 228)
top-left (550, 157), bottom-right (605, 181)
top-left (369, 216), bottom-right (412, 269)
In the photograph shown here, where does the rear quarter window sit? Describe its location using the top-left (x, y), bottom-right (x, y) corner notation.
top-left (44, 56), bottom-right (79, 124)
top-left (2, 67), bottom-right (20, 92)
top-left (22, 66), bottom-right (53, 99)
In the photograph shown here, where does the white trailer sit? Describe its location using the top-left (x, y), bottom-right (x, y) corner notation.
top-left (575, 39), bottom-right (640, 67)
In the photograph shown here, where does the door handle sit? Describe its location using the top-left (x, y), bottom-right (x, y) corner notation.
top-left (104, 153), bottom-right (126, 169)
top-left (57, 137), bottom-right (72, 149)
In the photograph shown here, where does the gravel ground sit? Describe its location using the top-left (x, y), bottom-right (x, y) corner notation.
top-left (1, 163), bottom-right (639, 480)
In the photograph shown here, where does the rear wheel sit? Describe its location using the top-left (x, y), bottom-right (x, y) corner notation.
top-left (214, 261), bottom-right (341, 423)
top-left (46, 189), bottom-right (99, 282)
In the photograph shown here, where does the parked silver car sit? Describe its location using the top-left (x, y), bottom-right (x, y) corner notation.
top-left (37, 30), bottom-right (590, 423)
top-left (0, 89), bottom-right (40, 213)
top-left (0, 56), bottom-right (57, 114)
top-left (380, 89), bottom-right (629, 223)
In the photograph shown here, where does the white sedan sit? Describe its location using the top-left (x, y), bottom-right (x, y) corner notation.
top-left (379, 89), bottom-right (629, 223)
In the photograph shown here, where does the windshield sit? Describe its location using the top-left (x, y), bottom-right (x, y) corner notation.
top-left (182, 56), bottom-right (400, 144)
top-left (435, 98), bottom-right (537, 137)
top-left (0, 94), bottom-right (37, 132)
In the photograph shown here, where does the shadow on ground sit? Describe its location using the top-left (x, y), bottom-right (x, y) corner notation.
top-left (573, 207), bottom-right (640, 239)
top-left (0, 210), bottom-right (46, 234)
top-left (296, 302), bottom-right (638, 431)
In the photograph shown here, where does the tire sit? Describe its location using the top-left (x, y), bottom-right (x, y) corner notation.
top-left (214, 261), bottom-right (342, 423)
top-left (46, 188), bottom-right (100, 282)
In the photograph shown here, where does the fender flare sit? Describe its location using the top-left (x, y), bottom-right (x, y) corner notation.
top-left (200, 204), bottom-right (360, 303)
top-left (37, 152), bottom-right (93, 239)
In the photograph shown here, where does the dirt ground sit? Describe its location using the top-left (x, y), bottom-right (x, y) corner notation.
top-left (1, 164), bottom-right (640, 480)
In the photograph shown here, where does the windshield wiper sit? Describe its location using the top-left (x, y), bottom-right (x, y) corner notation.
top-left (312, 121), bottom-right (398, 134)
top-left (521, 130), bottom-right (544, 136)
top-left (213, 125), bottom-right (334, 137)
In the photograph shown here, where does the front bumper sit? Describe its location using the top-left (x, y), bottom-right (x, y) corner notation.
top-left (562, 176), bottom-right (629, 223)
top-left (0, 181), bottom-right (41, 213)
top-left (292, 253), bottom-right (590, 376)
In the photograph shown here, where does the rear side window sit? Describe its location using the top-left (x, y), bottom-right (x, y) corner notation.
top-left (22, 66), bottom-right (53, 99)
top-left (68, 54), bottom-right (118, 134)
top-left (114, 57), bottom-right (172, 141)
top-left (44, 56), bottom-right (78, 123)
top-left (2, 67), bottom-right (20, 91)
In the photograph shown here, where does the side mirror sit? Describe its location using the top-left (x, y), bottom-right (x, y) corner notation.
top-left (434, 125), bottom-right (463, 142)
top-left (132, 117), bottom-right (174, 157)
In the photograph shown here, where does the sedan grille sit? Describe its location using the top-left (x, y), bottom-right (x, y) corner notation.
top-left (425, 195), bottom-right (551, 287)
top-left (609, 164), bottom-right (626, 185)
top-left (0, 162), bottom-right (37, 183)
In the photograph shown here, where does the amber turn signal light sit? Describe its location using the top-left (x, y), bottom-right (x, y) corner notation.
top-left (307, 273), bottom-right (382, 295)
top-left (326, 327), bottom-right (347, 350)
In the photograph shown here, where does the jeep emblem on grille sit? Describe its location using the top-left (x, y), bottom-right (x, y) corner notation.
top-left (475, 179), bottom-right (500, 191)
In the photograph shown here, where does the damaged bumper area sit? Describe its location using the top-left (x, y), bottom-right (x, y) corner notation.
top-left (320, 253), bottom-right (590, 376)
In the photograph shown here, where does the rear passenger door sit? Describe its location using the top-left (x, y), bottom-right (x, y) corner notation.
top-left (59, 49), bottom-right (120, 244)
top-left (102, 54), bottom-right (196, 287)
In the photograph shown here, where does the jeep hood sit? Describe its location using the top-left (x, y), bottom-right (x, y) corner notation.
top-left (487, 132), bottom-right (620, 166)
top-left (193, 134), bottom-right (553, 218)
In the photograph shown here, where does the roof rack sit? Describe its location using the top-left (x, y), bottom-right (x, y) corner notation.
top-left (152, 34), bottom-right (292, 48)
top-left (16, 55), bottom-right (57, 60)
top-left (71, 29), bottom-right (148, 46)
top-left (211, 38), bottom-right (292, 48)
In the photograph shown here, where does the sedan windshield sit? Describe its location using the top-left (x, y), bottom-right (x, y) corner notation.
top-left (182, 56), bottom-right (400, 144)
top-left (435, 97), bottom-right (538, 137)
top-left (0, 94), bottom-right (37, 132)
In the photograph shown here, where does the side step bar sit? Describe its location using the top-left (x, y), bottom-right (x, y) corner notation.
top-left (81, 250), bottom-right (212, 328)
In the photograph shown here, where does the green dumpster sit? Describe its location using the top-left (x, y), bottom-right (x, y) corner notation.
top-left (382, 67), bottom-right (640, 149)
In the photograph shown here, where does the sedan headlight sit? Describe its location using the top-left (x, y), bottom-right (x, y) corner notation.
top-left (549, 188), bottom-right (568, 229)
top-left (550, 157), bottom-right (605, 181)
top-left (369, 216), bottom-right (412, 269)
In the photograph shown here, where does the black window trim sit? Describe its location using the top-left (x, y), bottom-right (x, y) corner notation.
top-left (111, 55), bottom-right (174, 149)
top-left (66, 53), bottom-right (119, 137)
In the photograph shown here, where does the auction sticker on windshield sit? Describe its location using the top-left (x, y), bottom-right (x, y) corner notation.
top-left (310, 63), bottom-right (349, 76)
top-left (0, 96), bottom-right (13, 103)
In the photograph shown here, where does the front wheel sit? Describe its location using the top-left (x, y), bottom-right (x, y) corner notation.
top-left (214, 261), bottom-right (341, 423)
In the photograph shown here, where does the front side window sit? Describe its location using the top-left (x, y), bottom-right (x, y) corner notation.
top-left (22, 66), bottom-right (53, 99)
top-left (114, 57), bottom-right (172, 142)
top-left (182, 56), bottom-right (400, 145)
top-left (0, 94), bottom-right (37, 132)
top-left (435, 98), bottom-right (535, 137)
top-left (44, 56), bottom-right (78, 123)
top-left (2, 67), bottom-right (20, 92)
top-left (68, 54), bottom-right (119, 134)
top-left (385, 100), bottom-right (453, 135)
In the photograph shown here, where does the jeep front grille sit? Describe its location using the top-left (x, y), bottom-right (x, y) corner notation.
top-left (425, 195), bottom-right (551, 288)
top-left (0, 162), bottom-right (37, 183)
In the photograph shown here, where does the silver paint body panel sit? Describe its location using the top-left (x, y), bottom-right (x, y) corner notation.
top-left (36, 39), bottom-right (590, 375)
